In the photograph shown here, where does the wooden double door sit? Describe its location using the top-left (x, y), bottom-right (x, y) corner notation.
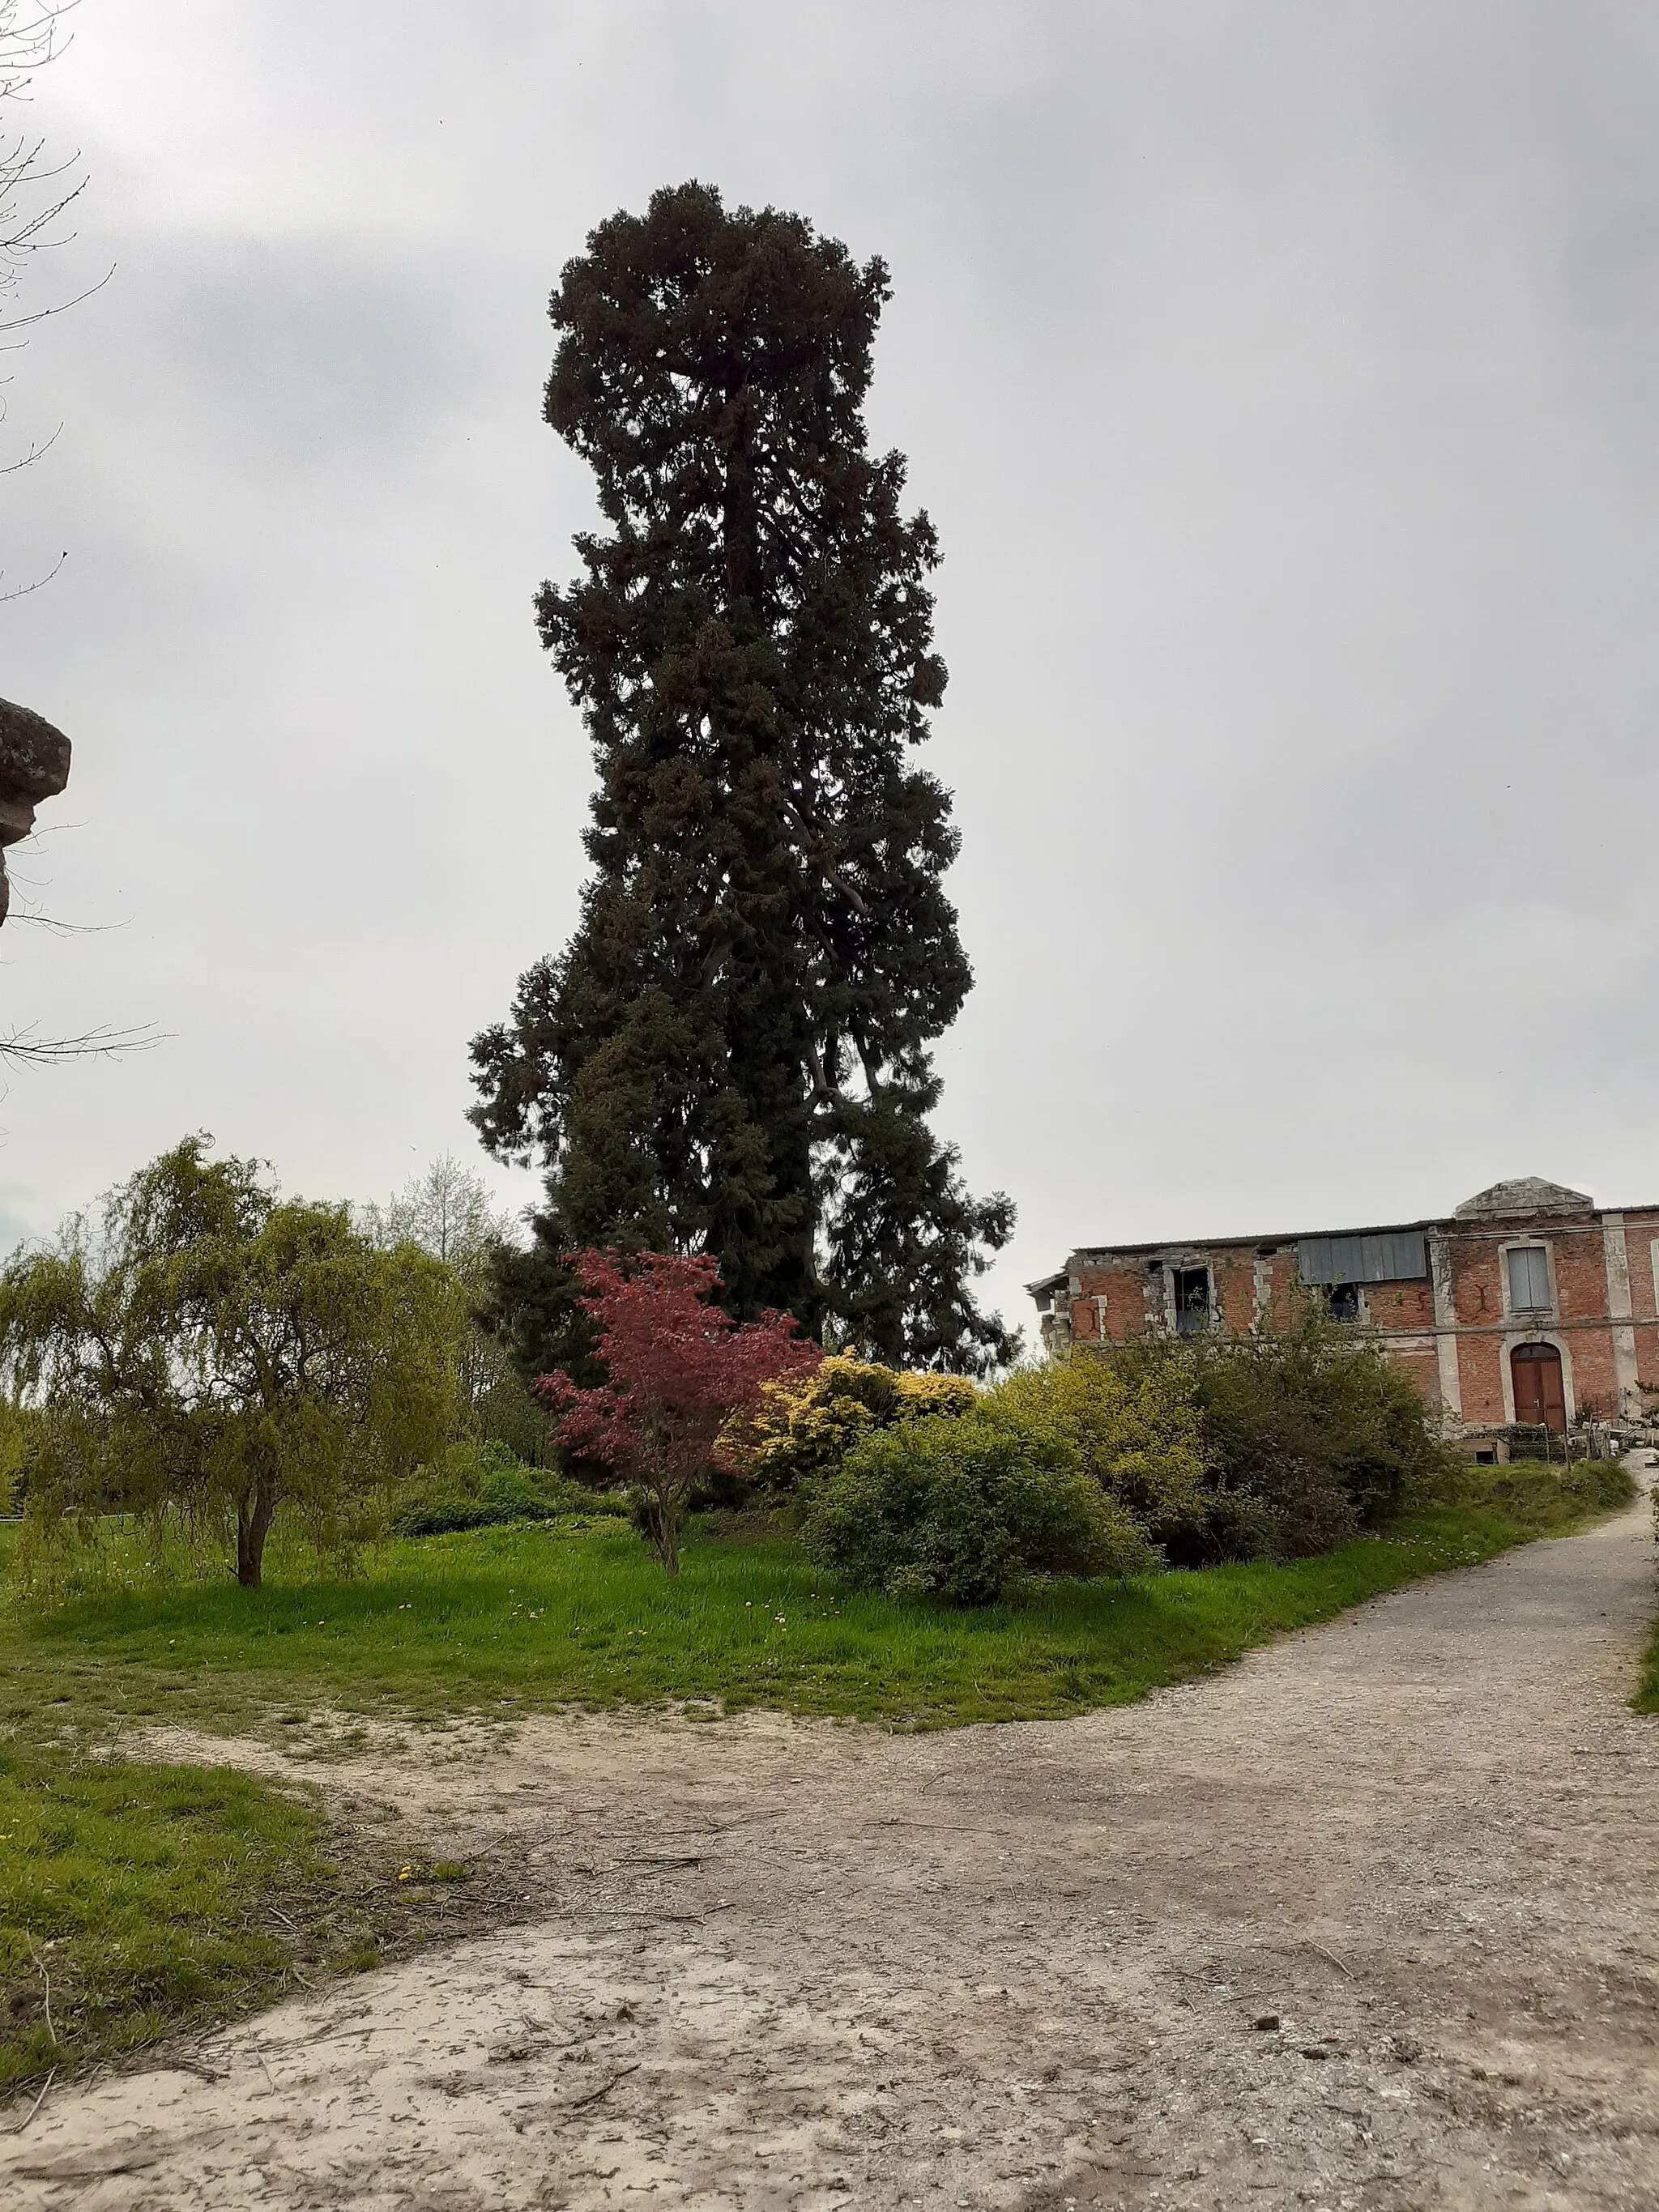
top-left (1512, 1342), bottom-right (1566, 1432)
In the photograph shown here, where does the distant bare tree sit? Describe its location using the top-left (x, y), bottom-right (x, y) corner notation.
top-left (359, 1154), bottom-right (516, 1286)
top-left (359, 1156), bottom-right (548, 1455)
top-left (0, 2), bottom-right (156, 1068)
top-left (0, 1), bottom-right (95, 531)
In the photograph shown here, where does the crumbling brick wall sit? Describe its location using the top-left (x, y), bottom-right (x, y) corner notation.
top-left (1039, 1182), bottom-right (1657, 1436)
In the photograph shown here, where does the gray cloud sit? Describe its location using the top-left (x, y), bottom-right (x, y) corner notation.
top-left (0, 0), bottom-right (1654, 1332)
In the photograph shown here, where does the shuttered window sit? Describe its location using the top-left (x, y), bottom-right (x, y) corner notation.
top-left (1508, 1247), bottom-right (1551, 1312)
top-left (1298, 1232), bottom-right (1427, 1286)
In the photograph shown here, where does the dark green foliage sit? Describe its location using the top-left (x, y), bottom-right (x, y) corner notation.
top-left (801, 1410), bottom-right (1157, 1605)
top-left (469, 181), bottom-right (1012, 1375)
top-left (1109, 1303), bottom-right (1460, 1562)
top-left (478, 1232), bottom-right (603, 1402)
top-left (391, 1439), bottom-right (621, 1537)
top-left (471, 1366), bottom-right (558, 1468)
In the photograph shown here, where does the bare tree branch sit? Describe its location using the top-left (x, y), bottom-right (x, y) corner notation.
top-left (5, 905), bottom-right (122, 934)
top-left (0, 418), bottom-right (58, 471)
top-left (0, 544), bottom-right (62, 598)
top-left (0, 1021), bottom-right (164, 1065)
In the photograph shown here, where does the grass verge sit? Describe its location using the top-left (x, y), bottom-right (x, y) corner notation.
top-left (1450, 1457), bottom-right (1636, 1534)
top-left (0, 1748), bottom-right (326, 2092)
top-left (1634, 1477), bottom-right (1659, 1716)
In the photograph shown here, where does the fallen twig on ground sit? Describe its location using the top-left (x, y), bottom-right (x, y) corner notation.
top-left (565, 2061), bottom-right (642, 2113)
top-left (2, 2068), bottom-right (56, 2135)
top-left (28, 1946), bottom-right (58, 2048)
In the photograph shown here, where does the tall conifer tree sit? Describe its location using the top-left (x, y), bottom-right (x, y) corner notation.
top-left (471, 182), bottom-right (1013, 1372)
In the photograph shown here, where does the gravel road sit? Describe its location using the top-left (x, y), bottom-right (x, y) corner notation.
top-left (3, 1475), bottom-right (1656, 2210)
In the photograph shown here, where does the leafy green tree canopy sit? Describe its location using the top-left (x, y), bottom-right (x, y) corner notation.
top-left (0, 1137), bottom-right (469, 1587)
top-left (469, 181), bottom-right (1013, 1374)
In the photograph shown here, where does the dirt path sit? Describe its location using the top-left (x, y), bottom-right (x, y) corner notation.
top-left (5, 1481), bottom-right (1657, 2211)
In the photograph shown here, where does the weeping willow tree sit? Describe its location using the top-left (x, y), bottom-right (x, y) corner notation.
top-left (0, 1136), bottom-right (468, 1587)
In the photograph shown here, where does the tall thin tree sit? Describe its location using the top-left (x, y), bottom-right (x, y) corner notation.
top-left (471, 182), bottom-right (1013, 1372)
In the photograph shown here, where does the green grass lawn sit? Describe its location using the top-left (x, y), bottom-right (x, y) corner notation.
top-left (0, 1746), bottom-right (326, 2091)
top-left (0, 1457), bottom-right (1636, 2095)
top-left (1, 1463), bottom-right (1631, 1746)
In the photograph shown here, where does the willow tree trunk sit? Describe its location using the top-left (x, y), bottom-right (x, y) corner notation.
top-left (237, 1474), bottom-right (279, 1588)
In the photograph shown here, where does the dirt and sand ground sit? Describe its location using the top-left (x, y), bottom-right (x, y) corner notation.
top-left (2, 1474), bottom-right (1657, 2211)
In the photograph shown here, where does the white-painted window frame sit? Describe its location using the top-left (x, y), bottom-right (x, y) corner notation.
top-left (1498, 1238), bottom-right (1556, 1322)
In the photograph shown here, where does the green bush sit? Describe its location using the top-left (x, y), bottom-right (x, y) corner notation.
top-left (390, 1440), bottom-right (618, 1537)
top-left (983, 1354), bottom-right (1209, 1545)
top-left (801, 1410), bottom-right (1157, 1605)
top-left (1106, 1303), bottom-right (1460, 1563)
top-left (739, 1356), bottom-right (979, 1496)
top-left (752, 1316), bottom-right (1461, 1582)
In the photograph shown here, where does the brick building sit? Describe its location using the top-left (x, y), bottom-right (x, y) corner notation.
top-left (1028, 1178), bottom-right (1659, 1437)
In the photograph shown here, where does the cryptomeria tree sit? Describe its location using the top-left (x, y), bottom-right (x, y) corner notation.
top-left (470, 181), bottom-right (1013, 1373)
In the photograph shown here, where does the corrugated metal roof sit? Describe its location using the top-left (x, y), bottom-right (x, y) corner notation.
top-left (1041, 1197), bottom-right (1659, 1295)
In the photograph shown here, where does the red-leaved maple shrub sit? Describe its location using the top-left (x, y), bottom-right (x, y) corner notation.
top-left (533, 1251), bottom-right (820, 1571)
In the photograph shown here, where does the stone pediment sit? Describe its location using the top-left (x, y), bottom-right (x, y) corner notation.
top-left (1454, 1177), bottom-right (1593, 1219)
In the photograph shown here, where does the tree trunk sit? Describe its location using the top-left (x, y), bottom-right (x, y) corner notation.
top-left (236, 1473), bottom-right (279, 1588)
top-left (647, 1480), bottom-right (680, 1575)
top-left (721, 380), bottom-right (759, 612)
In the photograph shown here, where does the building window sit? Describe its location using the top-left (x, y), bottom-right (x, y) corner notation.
top-left (1173, 1267), bottom-right (1211, 1335)
top-left (1298, 1231), bottom-right (1427, 1286)
top-left (1507, 1247), bottom-right (1551, 1314)
top-left (1327, 1281), bottom-right (1361, 1323)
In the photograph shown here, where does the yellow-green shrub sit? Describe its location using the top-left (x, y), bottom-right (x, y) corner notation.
top-left (983, 1352), bottom-right (1210, 1545)
top-left (737, 1356), bottom-right (979, 1494)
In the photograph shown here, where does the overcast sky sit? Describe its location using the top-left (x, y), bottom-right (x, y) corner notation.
top-left (1, 0), bottom-right (1656, 1339)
